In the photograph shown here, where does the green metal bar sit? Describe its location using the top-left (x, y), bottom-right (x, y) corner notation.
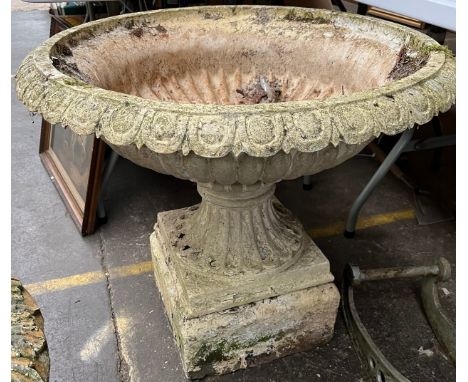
top-left (349, 257), bottom-right (451, 286)
top-left (421, 277), bottom-right (456, 364)
top-left (342, 257), bottom-right (455, 381)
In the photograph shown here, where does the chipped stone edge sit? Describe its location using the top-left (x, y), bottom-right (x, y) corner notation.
top-left (11, 278), bottom-right (49, 382)
top-left (15, 6), bottom-right (456, 159)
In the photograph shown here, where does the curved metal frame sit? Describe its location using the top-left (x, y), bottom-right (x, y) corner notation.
top-left (342, 258), bottom-right (455, 381)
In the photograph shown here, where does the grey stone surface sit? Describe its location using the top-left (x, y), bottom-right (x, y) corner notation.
top-left (34, 284), bottom-right (120, 382)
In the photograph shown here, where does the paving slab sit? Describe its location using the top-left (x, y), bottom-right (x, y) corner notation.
top-left (34, 283), bottom-right (120, 382)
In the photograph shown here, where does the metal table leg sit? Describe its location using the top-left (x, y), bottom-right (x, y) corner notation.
top-left (356, 3), bottom-right (368, 15)
top-left (344, 128), bottom-right (415, 238)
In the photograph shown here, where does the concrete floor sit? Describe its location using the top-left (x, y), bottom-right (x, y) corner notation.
top-left (12, 8), bottom-right (455, 382)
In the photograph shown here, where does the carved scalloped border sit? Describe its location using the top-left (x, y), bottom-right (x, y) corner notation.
top-left (15, 7), bottom-right (456, 158)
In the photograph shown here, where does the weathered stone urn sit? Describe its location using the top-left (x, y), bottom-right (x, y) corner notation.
top-left (16, 6), bottom-right (455, 378)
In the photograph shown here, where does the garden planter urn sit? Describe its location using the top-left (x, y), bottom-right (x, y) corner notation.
top-left (16, 6), bottom-right (455, 378)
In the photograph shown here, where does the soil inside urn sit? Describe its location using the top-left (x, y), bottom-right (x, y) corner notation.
top-left (235, 77), bottom-right (282, 104)
top-left (388, 45), bottom-right (429, 81)
top-left (51, 12), bottom-right (429, 105)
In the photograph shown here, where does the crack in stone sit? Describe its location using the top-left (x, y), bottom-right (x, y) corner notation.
top-left (98, 231), bottom-right (131, 382)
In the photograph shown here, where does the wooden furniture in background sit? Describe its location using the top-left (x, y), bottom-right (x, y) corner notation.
top-left (366, 7), bottom-right (425, 29)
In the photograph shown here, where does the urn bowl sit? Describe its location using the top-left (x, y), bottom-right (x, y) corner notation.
top-left (15, 6), bottom-right (455, 188)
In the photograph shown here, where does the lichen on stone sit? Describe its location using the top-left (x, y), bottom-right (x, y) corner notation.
top-left (283, 9), bottom-right (331, 24)
top-left (11, 279), bottom-right (49, 382)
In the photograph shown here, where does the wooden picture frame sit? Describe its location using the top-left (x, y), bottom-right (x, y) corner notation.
top-left (36, 6), bottom-right (107, 236)
top-left (39, 120), bottom-right (106, 236)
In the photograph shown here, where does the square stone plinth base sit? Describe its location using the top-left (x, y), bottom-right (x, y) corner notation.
top-left (151, 209), bottom-right (340, 379)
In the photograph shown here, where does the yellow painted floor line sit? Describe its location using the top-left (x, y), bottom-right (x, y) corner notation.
top-left (308, 208), bottom-right (416, 239)
top-left (111, 261), bottom-right (153, 279)
top-left (25, 208), bottom-right (415, 296)
top-left (26, 270), bottom-right (105, 296)
top-left (26, 261), bottom-right (153, 296)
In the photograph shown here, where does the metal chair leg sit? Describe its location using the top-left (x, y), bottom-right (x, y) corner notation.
top-left (85, 2), bottom-right (95, 21)
top-left (344, 128), bottom-right (415, 238)
top-left (430, 116), bottom-right (443, 172)
top-left (97, 150), bottom-right (120, 221)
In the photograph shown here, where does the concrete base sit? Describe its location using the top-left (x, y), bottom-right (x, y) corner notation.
top-left (151, 206), bottom-right (340, 379)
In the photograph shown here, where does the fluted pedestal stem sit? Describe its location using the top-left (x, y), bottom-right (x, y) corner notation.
top-left (183, 183), bottom-right (305, 276)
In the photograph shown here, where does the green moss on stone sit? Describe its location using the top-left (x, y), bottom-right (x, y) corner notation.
top-left (194, 341), bottom-right (229, 366)
top-left (418, 44), bottom-right (454, 58)
top-left (406, 34), bottom-right (454, 59)
top-left (194, 330), bottom-right (288, 367)
top-left (283, 10), bottom-right (330, 24)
